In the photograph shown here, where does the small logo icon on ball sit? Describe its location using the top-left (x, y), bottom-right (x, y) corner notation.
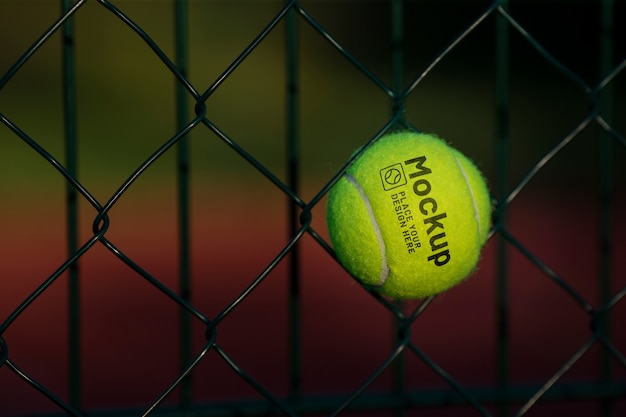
top-left (380, 164), bottom-right (407, 191)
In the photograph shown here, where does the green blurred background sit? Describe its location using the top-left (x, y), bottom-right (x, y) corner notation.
top-left (2, 0), bottom-right (624, 202)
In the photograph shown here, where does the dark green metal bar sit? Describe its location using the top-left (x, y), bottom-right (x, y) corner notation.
top-left (495, 3), bottom-right (510, 417)
top-left (174, 0), bottom-right (193, 409)
top-left (61, 0), bottom-right (81, 410)
top-left (285, 1), bottom-right (301, 401)
top-left (44, 381), bottom-right (626, 417)
top-left (391, 0), bottom-right (406, 129)
top-left (598, 1), bottom-right (614, 416)
top-left (390, 1), bottom-right (407, 416)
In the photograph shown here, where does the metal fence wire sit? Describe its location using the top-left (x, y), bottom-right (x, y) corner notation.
top-left (1, 0), bottom-right (625, 416)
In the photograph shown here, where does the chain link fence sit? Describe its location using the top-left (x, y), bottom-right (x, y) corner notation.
top-left (1, 0), bottom-right (625, 416)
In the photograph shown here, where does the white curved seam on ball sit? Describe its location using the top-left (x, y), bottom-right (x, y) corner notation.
top-left (453, 155), bottom-right (482, 237)
top-left (345, 173), bottom-right (390, 286)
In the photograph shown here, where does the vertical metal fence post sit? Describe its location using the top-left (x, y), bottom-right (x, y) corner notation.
top-left (285, 2), bottom-right (301, 402)
top-left (391, 0), bottom-right (405, 125)
top-left (61, 0), bottom-right (81, 409)
top-left (598, 1), bottom-right (614, 416)
top-left (390, 1), bottom-right (407, 415)
top-left (174, 0), bottom-right (193, 409)
top-left (495, 2), bottom-right (510, 416)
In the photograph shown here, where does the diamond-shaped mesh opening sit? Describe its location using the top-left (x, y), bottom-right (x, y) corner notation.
top-left (1, 1), bottom-right (625, 417)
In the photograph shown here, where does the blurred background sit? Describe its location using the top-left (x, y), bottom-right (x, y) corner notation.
top-left (1, 1), bottom-right (625, 416)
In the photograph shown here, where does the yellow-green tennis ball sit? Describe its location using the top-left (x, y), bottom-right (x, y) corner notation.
top-left (327, 131), bottom-right (491, 300)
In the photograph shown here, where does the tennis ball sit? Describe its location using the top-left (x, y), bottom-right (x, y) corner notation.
top-left (327, 131), bottom-right (491, 300)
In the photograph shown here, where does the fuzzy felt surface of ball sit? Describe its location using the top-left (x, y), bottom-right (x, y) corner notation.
top-left (326, 131), bottom-right (491, 300)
